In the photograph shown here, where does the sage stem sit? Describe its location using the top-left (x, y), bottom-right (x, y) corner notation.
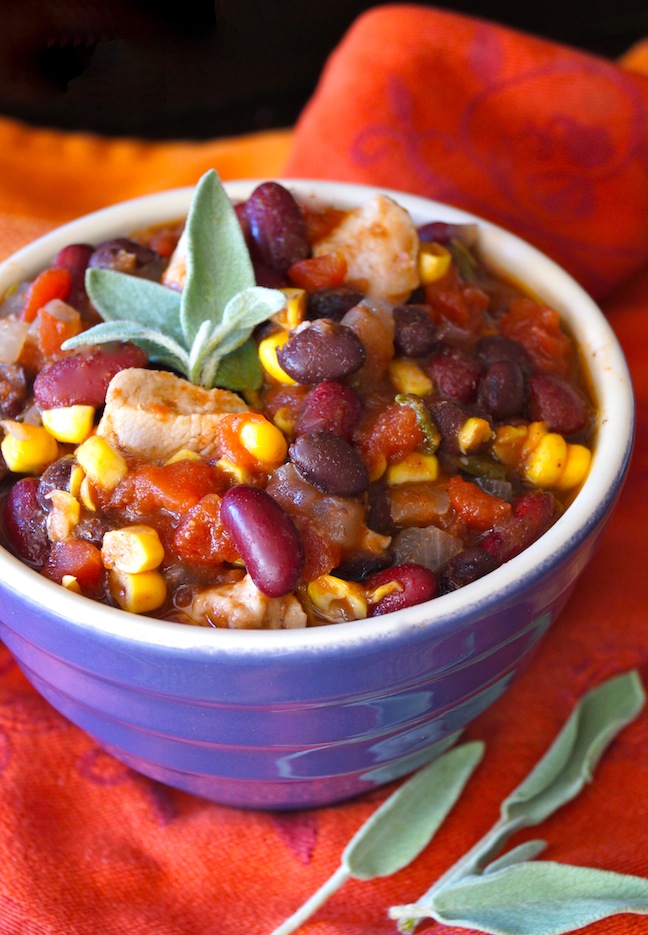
top-left (270, 865), bottom-right (351, 935)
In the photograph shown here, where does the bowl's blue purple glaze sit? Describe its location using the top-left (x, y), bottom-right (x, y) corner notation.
top-left (0, 181), bottom-right (633, 809)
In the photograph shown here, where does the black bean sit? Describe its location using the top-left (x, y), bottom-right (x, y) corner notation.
top-left (277, 319), bottom-right (366, 384)
top-left (36, 455), bottom-right (76, 511)
top-left (476, 335), bottom-right (532, 374)
top-left (290, 431), bottom-right (369, 497)
top-left (307, 286), bottom-right (365, 322)
top-left (393, 304), bottom-right (437, 357)
top-left (478, 359), bottom-right (527, 421)
top-left (88, 238), bottom-right (166, 281)
top-left (0, 364), bottom-right (27, 419)
top-left (441, 546), bottom-right (498, 592)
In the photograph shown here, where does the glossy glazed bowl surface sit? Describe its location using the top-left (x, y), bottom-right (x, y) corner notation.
top-left (0, 181), bottom-right (634, 809)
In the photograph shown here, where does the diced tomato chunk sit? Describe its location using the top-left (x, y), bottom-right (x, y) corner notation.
top-left (499, 298), bottom-right (574, 377)
top-left (20, 268), bottom-right (72, 323)
top-left (110, 460), bottom-right (223, 518)
top-left (42, 540), bottom-right (104, 595)
top-left (448, 475), bottom-right (511, 531)
top-left (37, 307), bottom-right (83, 357)
top-left (172, 494), bottom-right (239, 566)
top-left (287, 252), bottom-right (347, 290)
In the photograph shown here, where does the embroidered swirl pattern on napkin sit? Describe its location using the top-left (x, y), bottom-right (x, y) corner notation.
top-left (285, 4), bottom-right (648, 299)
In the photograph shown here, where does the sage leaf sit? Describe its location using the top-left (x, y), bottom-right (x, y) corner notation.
top-left (84, 267), bottom-right (185, 345)
top-left (344, 741), bottom-right (484, 880)
top-left (213, 338), bottom-right (263, 392)
top-left (391, 670), bottom-right (645, 934)
top-left (181, 168), bottom-right (255, 346)
top-left (483, 840), bottom-right (547, 875)
top-left (270, 741), bottom-right (484, 935)
top-left (501, 669), bottom-right (645, 827)
top-left (423, 861), bottom-right (648, 935)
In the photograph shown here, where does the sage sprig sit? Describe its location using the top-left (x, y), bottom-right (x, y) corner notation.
top-left (62, 169), bottom-right (286, 391)
top-left (270, 738), bottom-right (484, 935)
top-left (269, 670), bottom-right (645, 935)
top-left (390, 669), bottom-right (646, 934)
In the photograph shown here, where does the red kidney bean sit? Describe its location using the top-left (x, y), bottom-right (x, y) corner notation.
top-left (2, 478), bottom-right (49, 567)
top-left (294, 381), bottom-right (362, 442)
top-left (220, 485), bottom-right (304, 597)
top-left (478, 359), bottom-right (527, 421)
top-left (426, 347), bottom-right (482, 403)
top-left (33, 342), bottom-right (148, 409)
top-left (277, 319), bottom-right (366, 384)
top-left (527, 372), bottom-right (590, 436)
top-left (441, 546), bottom-right (498, 592)
top-left (307, 286), bottom-right (365, 322)
top-left (88, 238), bottom-right (166, 281)
top-left (53, 243), bottom-right (94, 311)
top-left (290, 430), bottom-right (369, 497)
top-left (245, 182), bottom-right (309, 273)
top-left (365, 563), bottom-right (438, 616)
top-left (0, 363), bottom-right (27, 419)
top-left (480, 490), bottom-right (558, 563)
top-left (393, 304), bottom-right (437, 357)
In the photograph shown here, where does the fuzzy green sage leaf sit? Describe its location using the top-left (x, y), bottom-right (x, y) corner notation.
top-left (422, 861), bottom-right (648, 935)
top-left (390, 669), bottom-right (646, 934)
top-left (62, 169), bottom-right (286, 391)
top-left (270, 740), bottom-right (484, 935)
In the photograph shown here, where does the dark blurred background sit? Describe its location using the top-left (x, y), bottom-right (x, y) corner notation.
top-left (1, 1), bottom-right (647, 139)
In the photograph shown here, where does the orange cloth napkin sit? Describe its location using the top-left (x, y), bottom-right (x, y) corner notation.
top-left (0, 7), bottom-right (647, 934)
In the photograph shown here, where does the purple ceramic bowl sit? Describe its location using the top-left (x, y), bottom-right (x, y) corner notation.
top-left (0, 181), bottom-right (633, 809)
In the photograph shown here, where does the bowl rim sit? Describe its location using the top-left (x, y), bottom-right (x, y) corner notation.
top-left (0, 179), bottom-right (634, 656)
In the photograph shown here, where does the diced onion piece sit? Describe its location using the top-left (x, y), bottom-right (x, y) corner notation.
top-left (392, 525), bottom-right (463, 572)
top-left (0, 318), bottom-right (29, 363)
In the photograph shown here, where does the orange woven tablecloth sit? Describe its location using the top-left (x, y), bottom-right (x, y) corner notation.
top-left (0, 6), bottom-right (647, 934)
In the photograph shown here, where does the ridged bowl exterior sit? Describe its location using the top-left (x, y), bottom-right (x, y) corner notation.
top-left (0, 181), bottom-right (633, 809)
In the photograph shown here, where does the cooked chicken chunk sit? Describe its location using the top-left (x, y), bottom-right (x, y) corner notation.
top-left (187, 573), bottom-right (308, 629)
top-left (97, 368), bottom-right (248, 461)
top-left (312, 194), bottom-right (420, 302)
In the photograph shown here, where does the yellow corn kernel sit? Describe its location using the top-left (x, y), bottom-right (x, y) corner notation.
top-left (273, 406), bottom-right (295, 437)
top-left (45, 489), bottom-right (81, 541)
top-left (556, 443), bottom-right (591, 491)
top-left (69, 463), bottom-right (85, 498)
top-left (108, 568), bottom-right (167, 615)
top-left (0, 421), bottom-right (58, 474)
top-left (216, 457), bottom-right (253, 485)
top-left (101, 525), bottom-right (165, 574)
top-left (164, 448), bottom-right (203, 465)
top-left (273, 288), bottom-right (307, 330)
top-left (525, 433), bottom-right (567, 487)
top-left (79, 475), bottom-right (98, 512)
top-left (388, 358), bottom-right (433, 397)
top-left (258, 331), bottom-right (296, 385)
top-left (458, 417), bottom-right (494, 454)
top-left (493, 424), bottom-right (529, 467)
top-left (75, 435), bottom-right (128, 492)
top-left (386, 452), bottom-right (439, 485)
top-left (307, 575), bottom-right (368, 622)
top-left (40, 405), bottom-right (95, 444)
top-left (239, 416), bottom-right (288, 467)
top-left (61, 575), bottom-right (82, 593)
top-left (418, 242), bottom-right (452, 284)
